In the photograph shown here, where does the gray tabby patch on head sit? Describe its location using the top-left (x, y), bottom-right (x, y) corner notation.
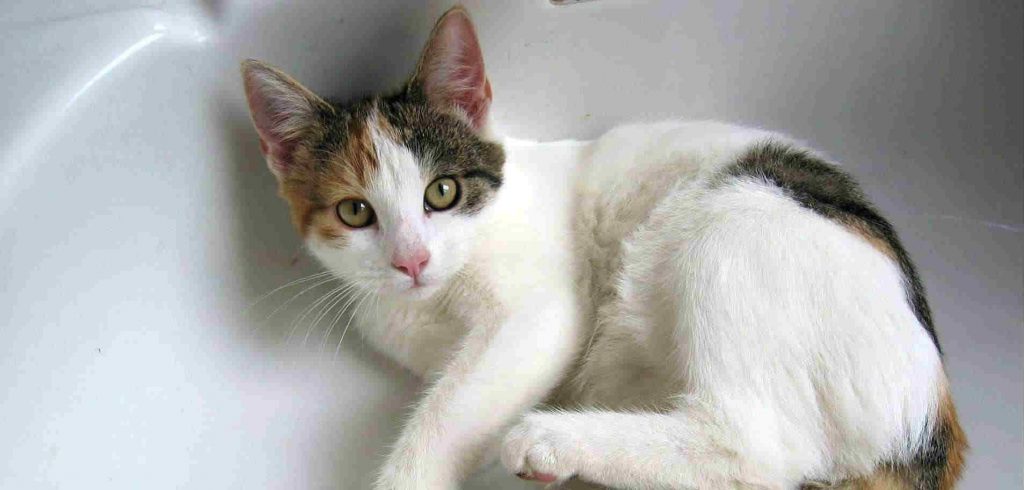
top-left (240, 5), bottom-right (504, 240)
top-left (383, 4), bottom-right (505, 215)
top-left (376, 89), bottom-right (505, 215)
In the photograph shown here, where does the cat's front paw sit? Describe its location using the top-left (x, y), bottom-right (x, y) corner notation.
top-left (501, 412), bottom-right (581, 485)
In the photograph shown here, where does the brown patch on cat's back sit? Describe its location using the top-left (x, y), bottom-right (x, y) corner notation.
top-left (841, 218), bottom-right (898, 261)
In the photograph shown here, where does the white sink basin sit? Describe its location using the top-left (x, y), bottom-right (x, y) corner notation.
top-left (1, 1), bottom-right (1020, 488)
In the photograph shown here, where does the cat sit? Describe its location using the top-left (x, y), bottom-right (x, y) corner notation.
top-left (240, 6), bottom-right (965, 489)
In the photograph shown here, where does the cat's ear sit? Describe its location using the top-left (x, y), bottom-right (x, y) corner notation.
top-left (411, 7), bottom-right (492, 132)
top-left (241, 59), bottom-right (330, 178)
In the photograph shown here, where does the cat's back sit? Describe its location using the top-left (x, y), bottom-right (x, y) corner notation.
top-left (569, 121), bottom-right (963, 487)
top-left (573, 120), bottom-right (782, 252)
top-left (572, 121), bottom-right (784, 320)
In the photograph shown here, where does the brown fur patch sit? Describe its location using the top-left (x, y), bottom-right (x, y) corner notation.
top-left (371, 105), bottom-right (408, 144)
top-left (842, 218), bottom-right (898, 261)
top-left (337, 112), bottom-right (380, 188)
top-left (801, 469), bottom-right (910, 489)
top-left (274, 104), bottom-right (396, 244)
top-left (803, 375), bottom-right (967, 490)
top-left (837, 469), bottom-right (912, 490)
top-left (277, 142), bottom-right (328, 237)
top-left (935, 378), bottom-right (967, 489)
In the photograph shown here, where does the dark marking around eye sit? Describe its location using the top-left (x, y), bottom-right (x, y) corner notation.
top-left (373, 90), bottom-right (505, 216)
top-left (462, 169), bottom-right (502, 188)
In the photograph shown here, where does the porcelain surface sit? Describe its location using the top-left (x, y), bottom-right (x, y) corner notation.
top-left (1, 1), bottom-right (1020, 488)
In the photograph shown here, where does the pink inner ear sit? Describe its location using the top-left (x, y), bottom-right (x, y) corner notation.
top-left (243, 69), bottom-right (304, 175)
top-left (260, 137), bottom-right (296, 176)
top-left (446, 68), bottom-right (491, 130)
top-left (421, 9), bottom-right (492, 131)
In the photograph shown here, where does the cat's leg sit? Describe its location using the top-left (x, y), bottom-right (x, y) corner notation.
top-left (375, 291), bottom-right (580, 489)
top-left (502, 404), bottom-right (770, 489)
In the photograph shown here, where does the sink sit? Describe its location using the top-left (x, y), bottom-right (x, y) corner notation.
top-left (1, 1), bottom-right (1020, 488)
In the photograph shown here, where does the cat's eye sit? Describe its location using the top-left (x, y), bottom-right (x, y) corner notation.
top-left (424, 177), bottom-right (459, 211)
top-left (336, 199), bottom-right (376, 228)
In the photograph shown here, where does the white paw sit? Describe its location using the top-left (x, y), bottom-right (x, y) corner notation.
top-left (501, 412), bottom-right (580, 485)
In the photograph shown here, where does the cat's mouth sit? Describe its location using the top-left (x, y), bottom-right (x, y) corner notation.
top-left (400, 276), bottom-right (442, 300)
top-left (408, 276), bottom-right (432, 291)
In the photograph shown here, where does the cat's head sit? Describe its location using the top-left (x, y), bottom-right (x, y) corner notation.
top-left (241, 7), bottom-right (502, 300)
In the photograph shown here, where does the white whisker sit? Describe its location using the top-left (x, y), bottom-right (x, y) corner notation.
top-left (245, 270), bottom-right (333, 312)
top-left (319, 285), bottom-right (364, 353)
top-left (284, 282), bottom-right (351, 346)
top-left (302, 283), bottom-right (358, 348)
top-left (335, 291), bottom-right (374, 357)
top-left (260, 275), bottom-right (338, 324)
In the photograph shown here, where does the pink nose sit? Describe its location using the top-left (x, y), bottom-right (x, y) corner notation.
top-left (392, 249), bottom-right (430, 279)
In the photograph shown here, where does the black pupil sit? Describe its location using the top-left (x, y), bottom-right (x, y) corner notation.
top-left (437, 182), bottom-right (448, 196)
top-left (351, 202), bottom-right (363, 215)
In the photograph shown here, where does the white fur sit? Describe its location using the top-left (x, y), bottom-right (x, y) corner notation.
top-left (305, 126), bottom-right (585, 489)
top-left (503, 122), bottom-right (942, 488)
top-left (307, 121), bottom-right (943, 489)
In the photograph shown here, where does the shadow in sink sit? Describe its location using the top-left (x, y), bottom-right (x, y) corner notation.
top-left (212, 3), bottom-right (541, 487)
top-left (217, 80), bottom-right (422, 488)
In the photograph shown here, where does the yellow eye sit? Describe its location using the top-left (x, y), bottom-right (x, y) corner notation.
top-left (336, 199), bottom-right (375, 228)
top-left (424, 177), bottom-right (459, 211)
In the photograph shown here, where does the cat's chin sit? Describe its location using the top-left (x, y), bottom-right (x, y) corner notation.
top-left (380, 278), bottom-right (444, 302)
top-left (400, 281), bottom-right (444, 302)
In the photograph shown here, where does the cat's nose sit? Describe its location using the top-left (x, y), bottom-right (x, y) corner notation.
top-left (392, 248), bottom-right (431, 280)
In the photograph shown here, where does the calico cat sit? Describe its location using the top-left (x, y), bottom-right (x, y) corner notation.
top-left (241, 6), bottom-right (965, 489)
